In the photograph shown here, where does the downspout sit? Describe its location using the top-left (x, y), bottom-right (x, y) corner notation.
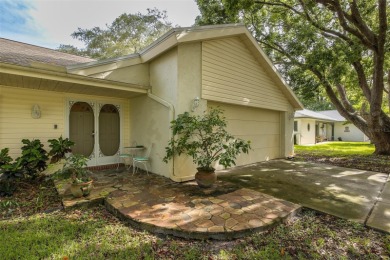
top-left (147, 90), bottom-right (176, 177)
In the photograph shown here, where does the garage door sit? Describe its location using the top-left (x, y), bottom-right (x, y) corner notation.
top-left (208, 101), bottom-right (281, 167)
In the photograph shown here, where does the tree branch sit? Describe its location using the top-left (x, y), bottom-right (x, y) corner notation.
top-left (315, 0), bottom-right (375, 49)
top-left (352, 61), bottom-right (372, 100)
top-left (335, 83), bottom-right (356, 113)
top-left (348, 0), bottom-right (377, 45)
top-left (297, 0), bottom-right (355, 45)
top-left (310, 67), bottom-right (369, 133)
top-left (255, 0), bottom-right (356, 45)
top-left (254, 0), bottom-right (302, 15)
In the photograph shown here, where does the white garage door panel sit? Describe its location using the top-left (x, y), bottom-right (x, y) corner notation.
top-left (208, 101), bottom-right (281, 167)
top-left (228, 121), bottom-right (280, 136)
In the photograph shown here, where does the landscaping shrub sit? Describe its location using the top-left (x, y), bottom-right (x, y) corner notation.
top-left (0, 148), bottom-right (22, 196)
top-left (17, 139), bottom-right (48, 178)
top-left (48, 136), bottom-right (74, 163)
top-left (0, 139), bottom-right (49, 196)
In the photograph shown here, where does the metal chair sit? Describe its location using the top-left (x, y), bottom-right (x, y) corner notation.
top-left (117, 153), bottom-right (132, 170)
top-left (133, 143), bottom-right (153, 175)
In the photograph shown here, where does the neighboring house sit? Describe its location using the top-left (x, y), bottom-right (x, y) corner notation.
top-left (0, 24), bottom-right (303, 182)
top-left (294, 109), bottom-right (337, 145)
top-left (294, 109), bottom-right (369, 145)
top-left (318, 110), bottom-right (369, 142)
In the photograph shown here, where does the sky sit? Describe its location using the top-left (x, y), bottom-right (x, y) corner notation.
top-left (0, 0), bottom-right (201, 49)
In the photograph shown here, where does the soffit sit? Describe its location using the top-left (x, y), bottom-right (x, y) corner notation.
top-left (0, 63), bottom-right (149, 98)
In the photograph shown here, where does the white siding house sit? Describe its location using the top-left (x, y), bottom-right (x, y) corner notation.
top-left (318, 110), bottom-right (369, 142)
top-left (294, 109), bottom-right (369, 145)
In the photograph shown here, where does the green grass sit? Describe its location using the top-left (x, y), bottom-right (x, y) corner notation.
top-left (294, 142), bottom-right (374, 156)
top-left (0, 207), bottom-right (388, 259)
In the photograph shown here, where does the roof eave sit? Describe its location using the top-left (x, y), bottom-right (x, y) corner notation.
top-left (0, 62), bottom-right (149, 93)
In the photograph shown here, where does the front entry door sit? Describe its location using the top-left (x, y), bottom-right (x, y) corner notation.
top-left (69, 102), bottom-right (95, 157)
top-left (68, 101), bottom-right (121, 166)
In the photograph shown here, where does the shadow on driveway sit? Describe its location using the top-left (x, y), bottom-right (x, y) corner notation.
top-left (218, 159), bottom-right (388, 230)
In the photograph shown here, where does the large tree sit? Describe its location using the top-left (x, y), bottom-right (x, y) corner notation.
top-left (58, 8), bottom-right (173, 59)
top-left (196, 0), bottom-right (390, 154)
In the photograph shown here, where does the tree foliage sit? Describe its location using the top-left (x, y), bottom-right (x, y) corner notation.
top-left (196, 0), bottom-right (390, 154)
top-left (57, 8), bottom-right (173, 59)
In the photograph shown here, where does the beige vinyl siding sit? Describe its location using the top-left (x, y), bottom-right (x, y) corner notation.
top-left (202, 37), bottom-right (290, 111)
top-left (208, 101), bottom-right (281, 168)
top-left (0, 85), bottom-right (130, 159)
top-left (88, 64), bottom-right (150, 86)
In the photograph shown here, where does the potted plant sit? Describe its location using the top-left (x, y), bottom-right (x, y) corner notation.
top-left (54, 154), bottom-right (93, 198)
top-left (163, 108), bottom-right (251, 188)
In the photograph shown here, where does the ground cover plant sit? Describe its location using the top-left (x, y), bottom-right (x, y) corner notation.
top-left (294, 142), bottom-right (390, 174)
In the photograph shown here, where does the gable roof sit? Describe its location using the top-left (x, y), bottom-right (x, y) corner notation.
top-left (317, 110), bottom-right (346, 121)
top-left (0, 24), bottom-right (303, 109)
top-left (0, 38), bottom-right (95, 67)
top-left (67, 24), bottom-right (303, 110)
top-left (0, 38), bottom-right (148, 98)
top-left (294, 109), bottom-right (338, 121)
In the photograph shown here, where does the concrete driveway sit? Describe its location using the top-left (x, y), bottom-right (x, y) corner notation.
top-left (218, 159), bottom-right (390, 233)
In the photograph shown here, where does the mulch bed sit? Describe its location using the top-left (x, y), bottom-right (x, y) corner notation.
top-left (0, 177), bottom-right (63, 219)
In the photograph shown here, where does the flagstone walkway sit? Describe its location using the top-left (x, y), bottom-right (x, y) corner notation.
top-left (55, 168), bottom-right (301, 240)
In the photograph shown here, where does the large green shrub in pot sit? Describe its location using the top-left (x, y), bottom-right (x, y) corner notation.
top-left (163, 108), bottom-right (251, 187)
top-left (53, 154), bottom-right (93, 197)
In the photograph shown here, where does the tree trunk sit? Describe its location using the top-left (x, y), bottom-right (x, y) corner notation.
top-left (371, 131), bottom-right (390, 155)
top-left (388, 70), bottom-right (390, 114)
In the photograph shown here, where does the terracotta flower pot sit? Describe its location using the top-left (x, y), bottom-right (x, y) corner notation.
top-left (195, 168), bottom-right (217, 188)
top-left (70, 180), bottom-right (93, 198)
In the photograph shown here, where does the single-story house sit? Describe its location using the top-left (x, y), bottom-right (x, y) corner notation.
top-left (0, 24), bottom-right (303, 182)
top-left (294, 109), bottom-right (369, 145)
top-left (318, 110), bottom-right (369, 142)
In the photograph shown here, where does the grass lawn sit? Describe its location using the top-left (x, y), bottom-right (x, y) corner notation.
top-left (0, 178), bottom-right (389, 259)
top-left (1, 206), bottom-right (389, 259)
top-left (294, 141), bottom-right (390, 174)
top-left (295, 141), bottom-right (374, 156)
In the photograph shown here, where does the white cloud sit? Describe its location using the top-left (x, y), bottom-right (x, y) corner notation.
top-left (12, 0), bottom-right (200, 48)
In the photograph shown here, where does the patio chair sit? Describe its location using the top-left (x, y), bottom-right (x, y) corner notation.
top-left (133, 143), bottom-right (153, 175)
top-left (117, 153), bottom-right (132, 170)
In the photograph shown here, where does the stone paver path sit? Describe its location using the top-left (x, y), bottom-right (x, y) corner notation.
top-left (55, 168), bottom-right (300, 240)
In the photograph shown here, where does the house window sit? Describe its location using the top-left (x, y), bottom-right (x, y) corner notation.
top-left (307, 123), bottom-right (311, 132)
top-left (294, 121), bottom-right (298, 131)
top-left (344, 126), bottom-right (350, 132)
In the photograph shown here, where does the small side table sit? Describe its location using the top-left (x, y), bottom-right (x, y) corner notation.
top-left (123, 146), bottom-right (145, 169)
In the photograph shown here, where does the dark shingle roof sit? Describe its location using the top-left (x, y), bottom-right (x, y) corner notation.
top-left (0, 38), bottom-right (95, 67)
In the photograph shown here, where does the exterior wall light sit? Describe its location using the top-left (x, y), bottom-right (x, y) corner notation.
top-left (192, 97), bottom-right (200, 112)
top-left (31, 104), bottom-right (41, 119)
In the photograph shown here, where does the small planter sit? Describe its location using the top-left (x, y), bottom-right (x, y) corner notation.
top-left (195, 168), bottom-right (217, 188)
top-left (70, 180), bottom-right (93, 198)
